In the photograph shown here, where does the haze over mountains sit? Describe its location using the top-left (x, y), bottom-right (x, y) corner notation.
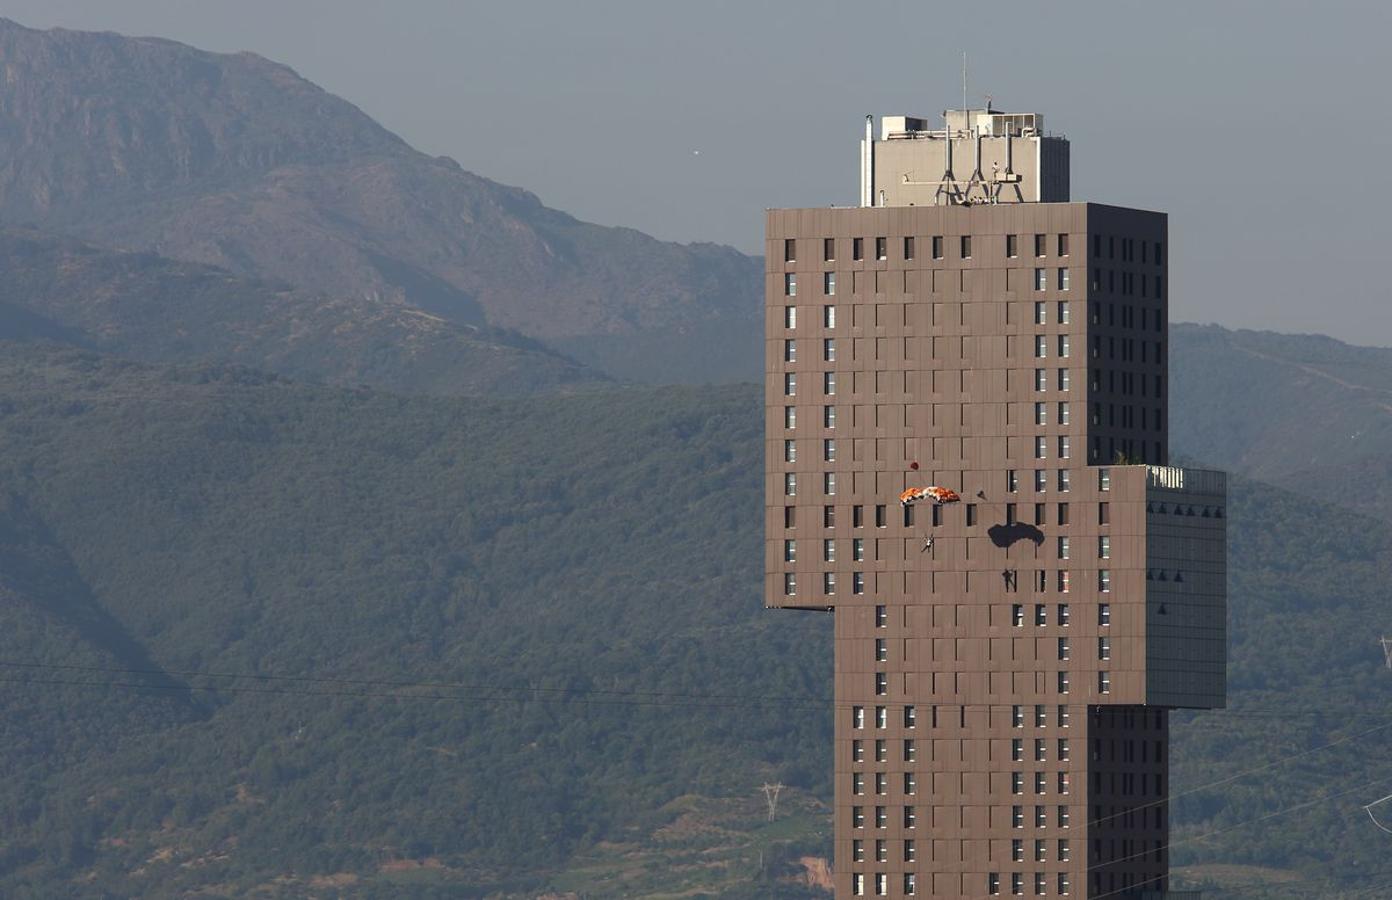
top-left (0, 14), bottom-right (1390, 899)
top-left (0, 17), bottom-right (762, 385)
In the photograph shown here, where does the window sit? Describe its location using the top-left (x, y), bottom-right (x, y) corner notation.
top-left (1035, 436), bottom-right (1047, 459)
top-left (1098, 569), bottom-right (1111, 592)
top-left (853, 706), bottom-right (865, 728)
top-left (1012, 805), bottom-right (1024, 828)
top-left (784, 239), bottom-right (796, 262)
top-left (1035, 335), bottom-right (1048, 358)
top-left (1098, 671), bottom-right (1111, 694)
top-left (1013, 604), bottom-right (1025, 627)
top-left (824, 406), bottom-right (836, 428)
top-left (824, 438), bottom-right (836, 461)
top-left (784, 439), bottom-right (796, 463)
top-left (784, 339), bottom-right (796, 362)
top-left (1034, 233), bottom-right (1046, 257)
top-left (904, 806), bottom-right (916, 828)
top-left (904, 236), bottom-right (915, 260)
top-left (1013, 872), bottom-right (1024, 895)
top-left (875, 638), bottom-right (886, 662)
top-left (784, 372), bottom-right (797, 397)
top-left (875, 505), bottom-right (887, 528)
top-left (1012, 738), bottom-right (1024, 762)
top-left (1057, 233), bottom-right (1069, 256)
top-left (1036, 873), bottom-right (1047, 896)
top-left (1012, 705), bottom-right (1024, 728)
top-left (824, 572), bottom-right (836, 595)
top-left (1035, 368), bottom-right (1047, 391)
top-left (1057, 469), bottom-right (1070, 492)
top-left (1058, 570), bottom-right (1070, 593)
top-left (1099, 603), bottom-right (1111, 626)
top-left (783, 540), bottom-right (796, 563)
top-left (1034, 301), bottom-right (1047, 325)
top-left (1012, 772), bottom-right (1024, 795)
top-left (1057, 536), bottom-right (1070, 560)
top-left (875, 672), bottom-right (887, 695)
top-left (1058, 267), bottom-right (1070, 291)
top-left (823, 538), bottom-right (836, 562)
top-left (824, 272), bottom-right (837, 295)
top-left (853, 739), bottom-right (864, 762)
top-left (873, 236), bottom-right (887, 261)
top-left (853, 572), bottom-right (864, 594)
top-left (1035, 469), bottom-right (1047, 492)
top-left (1058, 603), bottom-right (1070, 626)
top-left (904, 873), bottom-right (916, 896)
top-left (785, 406), bottom-right (796, 429)
top-left (853, 538), bottom-right (864, 561)
top-left (1098, 536), bottom-right (1110, 559)
top-left (967, 504), bottom-right (978, 526)
top-left (875, 604), bottom-right (887, 627)
top-left (825, 472), bottom-right (837, 496)
top-left (1035, 605), bottom-right (1047, 626)
top-left (1058, 804), bottom-right (1070, 827)
top-left (784, 306), bottom-right (797, 329)
top-left (1098, 502), bottom-right (1110, 525)
top-left (824, 305), bottom-right (837, 327)
top-left (1034, 402), bottom-right (1047, 425)
top-left (1057, 638), bottom-right (1070, 661)
top-left (784, 473), bottom-right (797, 496)
top-left (824, 237), bottom-right (835, 261)
top-left (1058, 873), bottom-right (1070, 895)
top-left (960, 235), bottom-right (972, 258)
top-left (1058, 435), bottom-right (1070, 458)
top-left (1057, 671), bottom-right (1069, 693)
top-left (904, 705), bottom-right (916, 728)
top-left (875, 805), bottom-right (887, 828)
top-left (875, 706), bottom-right (887, 728)
top-left (904, 837), bottom-right (916, 860)
top-left (932, 235), bottom-right (944, 259)
top-left (1034, 772), bottom-right (1047, 795)
top-left (1098, 468), bottom-right (1111, 491)
top-left (904, 738), bottom-right (917, 762)
top-left (783, 573), bottom-right (796, 596)
top-left (1058, 334), bottom-right (1070, 357)
top-left (824, 338), bottom-right (836, 362)
top-left (1058, 301), bottom-right (1070, 323)
top-left (1057, 503), bottom-right (1069, 525)
top-left (1099, 637), bottom-right (1111, 660)
top-left (1034, 268), bottom-right (1047, 291)
top-left (823, 372), bottom-right (836, 396)
top-left (1007, 234), bottom-right (1019, 258)
top-left (1058, 368), bottom-right (1070, 391)
top-left (1058, 402), bottom-right (1070, 426)
top-left (853, 772), bottom-right (865, 795)
top-left (784, 506), bottom-right (794, 528)
top-left (784, 273), bottom-right (797, 296)
top-left (990, 873), bottom-right (1001, 896)
top-left (1008, 469), bottom-right (1020, 492)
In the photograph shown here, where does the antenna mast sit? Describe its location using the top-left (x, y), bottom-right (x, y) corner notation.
top-left (962, 52), bottom-right (968, 112)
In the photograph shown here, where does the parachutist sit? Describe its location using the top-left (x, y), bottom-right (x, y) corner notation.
top-left (921, 536), bottom-right (934, 553)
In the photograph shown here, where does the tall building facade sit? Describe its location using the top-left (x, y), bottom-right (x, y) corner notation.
top-left (765, 107), bottom-right (1225, 899)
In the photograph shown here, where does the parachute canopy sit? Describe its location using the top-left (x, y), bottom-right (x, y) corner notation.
top-left (899, 486), bottom-right (961, 507)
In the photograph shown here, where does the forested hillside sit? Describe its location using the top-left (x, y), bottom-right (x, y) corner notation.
top-left (0, 229), bottom-right (603, 395)
top-left (0, 343), bottom-right (1389, 897)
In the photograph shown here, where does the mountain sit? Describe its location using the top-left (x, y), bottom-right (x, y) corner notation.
top-left (0, 18), bottom-right (763, 384)
top-left (0, 228), bottom-right (602, 395)
top-left (1170, 323), bottom-right (1392, 522)
top-left (0, 341), bottom-right (1389, 897)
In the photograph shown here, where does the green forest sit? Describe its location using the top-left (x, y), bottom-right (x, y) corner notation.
top-left (0, 341), bottom-right (1390, 897)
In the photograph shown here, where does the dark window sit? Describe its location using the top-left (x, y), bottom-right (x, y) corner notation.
top-left (1006, 234), bottom-right (1018, 258)
top-left (966, 504), bottom-right (978, 526)
top-left (876, 237), bottom-right (888, 260)
top-left (932, 235), bottom-right (944, 259)
top-left (960, 235), bottom-right (972, 259)
top-left (904, 236), bottom-right (915, 260)
top-left (875, 504), bottom-right (887, 528)
top-left (784, 239), bottom-right (796, 262)
top-left (1057, 233), bottom-right (1069, 256)
top-left (824, 237), bottom-right (835, 261)
top-left (1098, 502), bottom-right (1110, 526)
top-left (853, 237), bottom-right (864, 261)
top-left (1057, 503), bottom-right (1070, 526)
top-left (784, 506), bottom-right (795, 528)
top-left (824, 505), bottom-right (836, 527)
top-left (853, 505), bottom-right (864, 528)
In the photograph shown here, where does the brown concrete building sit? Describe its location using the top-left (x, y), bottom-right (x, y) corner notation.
top-left (764, 107), bottom-right (1225, 899)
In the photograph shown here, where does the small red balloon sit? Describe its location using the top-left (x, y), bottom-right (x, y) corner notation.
top-left (910, 461), bottom-right (920, 470)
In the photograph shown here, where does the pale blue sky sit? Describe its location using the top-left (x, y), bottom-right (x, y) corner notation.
top-left (3, 0), bottom-right (1390, 345)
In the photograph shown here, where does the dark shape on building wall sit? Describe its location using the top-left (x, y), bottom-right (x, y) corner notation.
top-left (988, 521), bottom-right (1045, 548)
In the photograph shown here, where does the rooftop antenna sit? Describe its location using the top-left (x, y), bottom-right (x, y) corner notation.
top-left (962, 51), bottom-right (968, 112)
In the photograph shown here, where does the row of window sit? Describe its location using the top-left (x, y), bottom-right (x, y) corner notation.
top-left (782, 533), bottom-right (1108, 567)
top-left (783, 232), bottom-right (1075, 266)
top-left (783, 267), bottom-right (1072, 297)
top-left (784, 568), bottom-right (1114, 597)
top-left (852, 700), bottom-right (1094, 733)
top-left (849, 869), bottom-right (1078, 898)
top-left (780, 500), bottom-right (1108, 534)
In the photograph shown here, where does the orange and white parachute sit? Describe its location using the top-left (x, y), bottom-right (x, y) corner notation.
top-left (899, 486), bottom-right (961, 507)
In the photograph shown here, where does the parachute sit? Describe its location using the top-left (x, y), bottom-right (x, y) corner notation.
top-left (899, 486), bottom-right (961, 507)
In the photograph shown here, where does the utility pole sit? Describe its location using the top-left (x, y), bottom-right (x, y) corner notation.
top-left (761, 782), bottom-right (783, 822)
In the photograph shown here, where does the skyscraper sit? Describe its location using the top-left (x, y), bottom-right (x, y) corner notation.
top-left (765, 106), bottom-right (1225, 899)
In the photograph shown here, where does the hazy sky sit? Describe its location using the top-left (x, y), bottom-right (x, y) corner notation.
top-left (4, 0), bottom-right (1391, 345)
